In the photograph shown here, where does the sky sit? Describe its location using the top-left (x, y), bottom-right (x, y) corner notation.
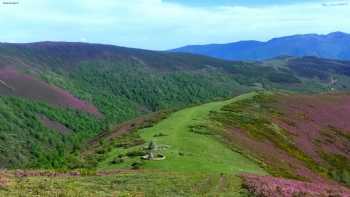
top-left (0, 0), bottom-right (349, 50)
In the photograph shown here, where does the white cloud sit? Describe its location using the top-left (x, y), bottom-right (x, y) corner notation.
top-left (0, 0), bottom-right (349, 49)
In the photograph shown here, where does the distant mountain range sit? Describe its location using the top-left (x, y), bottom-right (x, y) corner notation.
top-left (171, 32), bottom-right (350, 61)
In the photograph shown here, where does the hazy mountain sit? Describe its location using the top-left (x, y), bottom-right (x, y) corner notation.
top-left (171, 32), bottom-right (350, 61)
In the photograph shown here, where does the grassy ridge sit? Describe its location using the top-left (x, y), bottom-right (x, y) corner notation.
top-left (96, 93), bottom-right (266, 175)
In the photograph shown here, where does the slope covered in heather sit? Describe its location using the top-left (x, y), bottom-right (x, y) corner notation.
top-left (205, 91), bottom-right (350, 195)
top-left (0, 69), bottom-right (100, 115)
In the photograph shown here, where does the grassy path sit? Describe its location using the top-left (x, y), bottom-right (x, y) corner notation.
top-left (100, 92), bottom-right (266, 175)
top-left (139, 93), bottom-right (265, 174)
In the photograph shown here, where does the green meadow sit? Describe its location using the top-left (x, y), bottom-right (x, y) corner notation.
top-left (99, 93), bottom-right (266, 175)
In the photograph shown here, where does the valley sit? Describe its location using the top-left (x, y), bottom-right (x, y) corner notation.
top-left (1, 42), bottom-right (350, 196)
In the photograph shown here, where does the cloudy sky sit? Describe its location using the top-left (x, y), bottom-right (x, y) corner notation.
top-left (0, 0), bottom-right (349, 50)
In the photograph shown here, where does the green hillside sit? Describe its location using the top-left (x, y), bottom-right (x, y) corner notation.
top-left (1, 42), bottom-right (350, 169)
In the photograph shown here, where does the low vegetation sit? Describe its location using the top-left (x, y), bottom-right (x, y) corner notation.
top-left (205, 92), bottom-right (350, 196)
top-left (241, 174), bottom-right (350, 197)
top-left (0, 170), bottom-right (251, 197)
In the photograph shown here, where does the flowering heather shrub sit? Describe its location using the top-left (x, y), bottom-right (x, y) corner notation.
top-left (211, 92), bottom-right (350, 186)
top-left (274, 93), bottom-right (350, 185)
top-left (211, 93), bottom-right (326, 181)
top-left (50, 84), bottom-right (101, 116)
top-left (241, 174), bottom-right (350, 197)
top-left (274, 94), bottom-right (350, 159)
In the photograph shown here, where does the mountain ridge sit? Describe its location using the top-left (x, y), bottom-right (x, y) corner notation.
top-left (171, 31), bottom-right (350, 61)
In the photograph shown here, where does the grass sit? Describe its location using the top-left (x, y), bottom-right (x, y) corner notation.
top-left (0, 171), bottom-right (249, 197)
top-left (99, 92), bottom-right (266, 175)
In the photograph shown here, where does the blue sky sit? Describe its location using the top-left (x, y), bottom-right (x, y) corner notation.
top-left (0, 0), bottom-right (349, 50)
